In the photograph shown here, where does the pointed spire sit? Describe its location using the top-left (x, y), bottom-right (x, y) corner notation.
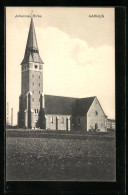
top-left (21, 17), bottom-right (43, 65)
top-left (26, 17), bottom-right (38, 50)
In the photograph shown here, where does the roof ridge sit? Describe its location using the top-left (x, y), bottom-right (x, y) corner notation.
top-left (44, 94), bottom-right (96, 100)
top-left (44, 94), bottom-right (80, 99)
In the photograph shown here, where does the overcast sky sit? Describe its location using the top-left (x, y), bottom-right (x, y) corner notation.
top-left (6, 7), bottom-right (115, 125)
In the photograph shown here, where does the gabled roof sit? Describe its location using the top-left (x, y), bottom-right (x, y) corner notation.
top-left (44, 95), bottom-right (96, 116)
top-left (44, 95), bottom-right (77, 115)
top-left (74, 96), bottom-right (96, 116)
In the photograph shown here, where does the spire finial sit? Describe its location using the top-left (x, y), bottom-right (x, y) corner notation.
top-left (31, 10), bottom-right (33, 18)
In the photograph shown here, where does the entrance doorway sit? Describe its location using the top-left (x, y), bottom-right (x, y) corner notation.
top-left (95, 123), bottom-right (98, 131)
top-left (35, 120), bottom-right (38, 128)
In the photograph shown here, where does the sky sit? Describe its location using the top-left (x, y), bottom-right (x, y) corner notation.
top-left (6, 7), bottom-right (115, 125)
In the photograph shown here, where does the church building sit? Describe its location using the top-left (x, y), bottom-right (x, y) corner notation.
top-left (18, 17), bottom-right (107, 132)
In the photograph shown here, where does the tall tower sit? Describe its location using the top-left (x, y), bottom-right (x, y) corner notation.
top-left (18, 17), bottom-right (44, 129)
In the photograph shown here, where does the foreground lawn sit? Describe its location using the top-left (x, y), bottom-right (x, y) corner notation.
top-left (6, 134), bottom-right (116, 181)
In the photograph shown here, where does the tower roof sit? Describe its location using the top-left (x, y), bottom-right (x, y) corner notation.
top-left (26, 17), bottom-right (38, 50)
top-left (21, 17), bottom-right (43, 65)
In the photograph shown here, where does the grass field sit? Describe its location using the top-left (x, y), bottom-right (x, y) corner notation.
top-left (6, 130), bottom-right (116, 181)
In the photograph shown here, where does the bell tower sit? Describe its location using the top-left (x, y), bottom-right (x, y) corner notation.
top-left (18, 17), bottom-right (44, 129)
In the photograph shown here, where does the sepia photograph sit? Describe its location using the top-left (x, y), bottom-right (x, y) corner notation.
top-left (6, 7), bottom-right (116, 181)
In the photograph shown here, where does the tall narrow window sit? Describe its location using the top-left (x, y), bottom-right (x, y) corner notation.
top-left (34, 109), bottom-right (36, 114)
top-left (62, 117), bottom-right (64, 125)
top-left (39, 91), bottom-right (40, 94)
top-left (39, 75), bottom-right (40, 79)
top-left (39, 83), bottom-right (40, 87)
top-left (32, 98), bottom-right (34, 102)
top-left (32, 74), bottom-right (34, 78)
top-left (32, 82), bottom-right (34, 86)
top-left (95, 111), bottom-right (98, 116)
top-left (50, 117), bottom-right (53, 124)
top-left (37, 109), bottom-right (38, 114)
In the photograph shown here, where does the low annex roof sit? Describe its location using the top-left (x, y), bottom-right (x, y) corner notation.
top-left (44, 95), bottom-right (96, 116)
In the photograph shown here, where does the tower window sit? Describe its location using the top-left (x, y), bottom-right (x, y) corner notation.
top-left (39, 75), bottom-right (40, 79)
top-left (32, 98), bottom-right (34, 102)
top-left (39, 91), bottom-right (40, 94)
top-left (35, 65), bottom-right (38, 69)
top-left (34, 109), bottom-right (38, 114)
top-left (32, 75), bottom-right (34, 78)
top-left (39, 83), bottom-right (40, 87)
top-left (32, 82), bottom-right (34, 86)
